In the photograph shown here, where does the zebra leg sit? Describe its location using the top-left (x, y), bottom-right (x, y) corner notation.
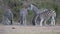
top-left (51, 16), bottom-right (55, 26)
top-left (7, 19), bottom-right (11, 25)
top-left (5, 18), bottom-right (11, 25)
top-left (24, 16), bottom-right (27, 25)
top-left (11, 15), bottom-right (14, 25)
top-left (44, 20), bottom-right (47, 26)
top-left (2, 16), bottom-right (10, 25)
top-left (23, 16), bottom-right (27, 25)
top-left (20, 16), bottom-right (23, 25)
top-left (2, 16), bottom-right (4, 24)
top-left (35, 15), bottom-right (39, 26)
top-left (32, 15), bottom-right (36, 25)
top-left (10, 20), bottom-right (12, 25)
top-left (53, 18), bottom-right (55, 26)
top-left (40, 18), bottom-right (44, 26)
top-left (20, 15), bottom-right (26, 25)
top-left (44, 20), bottom-right (48, 26)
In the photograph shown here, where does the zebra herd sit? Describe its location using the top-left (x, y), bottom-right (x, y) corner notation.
top-left (0, 4), bottom-right (56, 26)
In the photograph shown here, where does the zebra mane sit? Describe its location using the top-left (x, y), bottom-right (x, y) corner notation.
top-left (31, 3), bottom-right (39, 8)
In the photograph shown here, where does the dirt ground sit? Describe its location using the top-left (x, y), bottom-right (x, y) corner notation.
top-left (0, 25), bottom-right (60, 34)
top-left (0, 18), bottom-right (60, 34)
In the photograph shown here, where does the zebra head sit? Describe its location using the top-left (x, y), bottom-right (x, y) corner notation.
top-left (27, 4), bottom-right (34, 10)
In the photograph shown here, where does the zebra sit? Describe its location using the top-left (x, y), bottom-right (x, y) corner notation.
top-left (3, 9), bottom-right (13, 25)
top-left (35, 9), bottom-right (56, 26)
top-left (19, 8), bottom-right (28, 25)
top-left (0, 6), bottom-right (13, 25)
top-left (28, 4), bottom-right (56, 26)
